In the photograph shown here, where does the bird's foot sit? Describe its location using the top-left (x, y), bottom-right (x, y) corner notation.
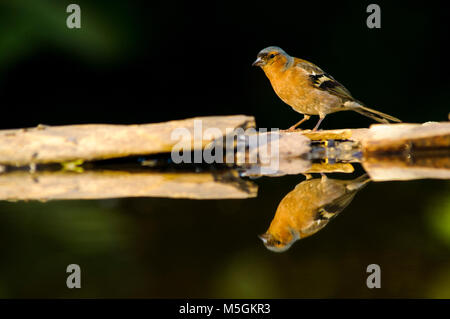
top-left (280, 128), bottom-right (311, 133)
top-left (281, 127), bottom-right (302, 132)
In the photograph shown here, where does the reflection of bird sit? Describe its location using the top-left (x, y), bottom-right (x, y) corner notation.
top-left (252, 46), bottom-right (401, 131)
top-left (259, 174), bottom-right (370, 252)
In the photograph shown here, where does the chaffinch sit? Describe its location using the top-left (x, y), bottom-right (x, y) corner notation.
top-left (259, 174), bottom-right (370, 252)
top-left (253, 46), bottom-right (401, 131)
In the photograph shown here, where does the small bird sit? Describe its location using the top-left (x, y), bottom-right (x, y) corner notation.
top-left (259, 174), bottom-right (370, 252)
top-left (253, 46), bottom-right (401, 131)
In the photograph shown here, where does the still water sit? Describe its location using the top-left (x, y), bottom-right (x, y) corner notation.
top-left (0, 147), bottom-right (449, 298)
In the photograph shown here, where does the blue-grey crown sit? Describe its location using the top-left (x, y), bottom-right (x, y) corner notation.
top-left (258, 46), bottom-right (289, 56)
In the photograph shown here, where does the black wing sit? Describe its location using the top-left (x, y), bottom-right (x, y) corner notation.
top-left (297, 61), bottom-right (355, 102)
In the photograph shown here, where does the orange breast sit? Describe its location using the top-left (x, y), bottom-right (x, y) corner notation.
top-left (262, 60), bottom-right (341, 116)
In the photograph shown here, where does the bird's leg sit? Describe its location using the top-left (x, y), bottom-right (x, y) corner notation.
top-left (312, 116), bottom-right (325, 131)
top-left (286, 115), bottom-right (310, 132)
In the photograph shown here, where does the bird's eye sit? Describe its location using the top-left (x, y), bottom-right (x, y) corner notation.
top-left (269, 54), bottom-right (276, 59)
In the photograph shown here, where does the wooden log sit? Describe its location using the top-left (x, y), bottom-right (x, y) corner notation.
top-left (0, 115), bottom-right (255, 166)
top-left (362, 122), bottom-right (450, 155)
top-left (1, 116), bottom-right (448, 182)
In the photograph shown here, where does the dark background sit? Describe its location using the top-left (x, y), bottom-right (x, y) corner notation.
top-left (0, 0), bottom-right (449, 298)
top-left (0, 0), bottom-right (449, 130)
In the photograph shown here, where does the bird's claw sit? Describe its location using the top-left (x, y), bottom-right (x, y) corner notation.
top-left (281, 127), bottom-right (301, 132)
top-left (280, 128), bottom-right (312, 133)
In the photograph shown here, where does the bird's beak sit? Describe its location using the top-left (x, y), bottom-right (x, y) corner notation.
top-left (258, 233), bottom-right (270, 244)
top-left (252, 57), bottom-right (264, 67)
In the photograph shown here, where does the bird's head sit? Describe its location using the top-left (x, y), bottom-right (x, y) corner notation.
top-left (252, 46), bottom-right (292, 69)
top-left (258, 228), bottom-right (299, 253)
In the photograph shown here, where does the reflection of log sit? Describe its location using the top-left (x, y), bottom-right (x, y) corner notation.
top-left (307, 163), bottom-right (354, 173)
top-left (361, 122), bottom-right (450, 181)
top-left (363, 156), bottom-right (450, 181)
top-left (0, 115), bottom-right (255, 166)
top-left (0, 170), bottom-right (257, 201)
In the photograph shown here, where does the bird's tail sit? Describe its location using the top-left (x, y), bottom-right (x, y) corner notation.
top-left (345, 173), bottom-right (371, 191)
top-left (345, 101), bottom-right (401, 123)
